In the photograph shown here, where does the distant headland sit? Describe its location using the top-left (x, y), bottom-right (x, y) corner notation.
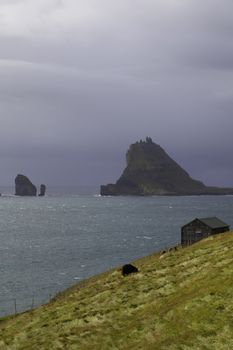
top-left (101, 137), bottom-right (233, 196)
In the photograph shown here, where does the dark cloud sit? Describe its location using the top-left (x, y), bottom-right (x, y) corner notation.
top-left (0, 1), bottom-right (232, 187)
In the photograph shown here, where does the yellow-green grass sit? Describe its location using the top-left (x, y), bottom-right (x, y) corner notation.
top-left (1, 232), bottom-right (233, 349)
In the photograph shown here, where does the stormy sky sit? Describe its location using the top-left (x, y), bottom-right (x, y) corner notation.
top-left (0, 0), bottom-right (233, 188)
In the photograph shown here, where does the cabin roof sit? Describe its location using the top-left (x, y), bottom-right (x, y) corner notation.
top-left (182, 216), bottom-right (229, 230)
top-left (197, 217), bottom-right (229, 229)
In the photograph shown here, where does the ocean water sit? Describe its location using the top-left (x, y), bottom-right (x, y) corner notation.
top-left (0, 187), bottom-right (233, 316)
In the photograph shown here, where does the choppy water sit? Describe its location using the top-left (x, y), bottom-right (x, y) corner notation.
top-left (0, 187), bottom-right (232, 316)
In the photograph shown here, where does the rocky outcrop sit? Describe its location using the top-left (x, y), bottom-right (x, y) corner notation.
top-left (39, 184), bottom-right (46, 196)
top-left (101, 137), bottom-right (233, 196)
top-left (15, 174), bottom-right (37, 196)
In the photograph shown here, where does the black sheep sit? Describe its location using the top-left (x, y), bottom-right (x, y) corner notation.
top-left (122, 264), bottom-right (138, 276)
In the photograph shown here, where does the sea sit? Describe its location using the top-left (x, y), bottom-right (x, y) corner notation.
top-left (0, 185), bottom-right (233, 316)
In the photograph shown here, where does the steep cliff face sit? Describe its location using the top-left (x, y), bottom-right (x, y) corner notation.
top-left (100, 138), bottom-right (233, 196)
top-left (15, 174), bottom-right (37, 196)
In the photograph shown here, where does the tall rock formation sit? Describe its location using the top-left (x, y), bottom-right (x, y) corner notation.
top-left (101, 137), bottom-right (233, 196)
top-left (39, 184), bottom-right (46, 196)
top-left (15, 174), bottom-right (37, 196)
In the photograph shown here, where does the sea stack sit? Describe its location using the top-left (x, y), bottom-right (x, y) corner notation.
top-left (15, 174), bottom-right (37, 196)
top-left (39, 184), bottom-right (46, 196)
top-left (101, 137), bottom-right (233, 196)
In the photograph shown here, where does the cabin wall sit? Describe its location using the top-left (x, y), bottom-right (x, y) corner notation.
top-left (212, 227), bottom-right (229, 235)
top-left (181, 220), bottom-right (211, 246)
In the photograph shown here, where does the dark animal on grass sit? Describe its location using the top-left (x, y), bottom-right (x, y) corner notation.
top-left (168, 246), bottom-right (178, 252)
top-left (122, 264), bottom-right (138, 276)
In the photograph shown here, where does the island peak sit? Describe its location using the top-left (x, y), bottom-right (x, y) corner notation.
top-left (101, 138), bottom-right (233, 196)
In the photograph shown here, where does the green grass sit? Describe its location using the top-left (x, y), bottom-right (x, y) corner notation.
top-left (1, 232), bottom-right (233, 349)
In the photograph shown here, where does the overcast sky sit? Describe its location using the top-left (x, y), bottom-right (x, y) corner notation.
top-left (0, 0), bottom-right (233, 188)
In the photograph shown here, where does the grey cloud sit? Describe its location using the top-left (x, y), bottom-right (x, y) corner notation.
top-left (0, 1), bottom-right (232, 187)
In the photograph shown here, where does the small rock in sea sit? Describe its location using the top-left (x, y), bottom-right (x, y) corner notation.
top-left (122, 264), bottom-right (138, 276)
top-left (39, 184), bottom-right (46, 196)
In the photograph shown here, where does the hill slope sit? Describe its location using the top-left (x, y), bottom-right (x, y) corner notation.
top-left (101, 138), bottom-right (233, 195)
top-left (1, 231), bottom-right (233, 349)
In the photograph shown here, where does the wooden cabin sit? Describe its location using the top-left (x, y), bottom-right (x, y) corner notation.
top-left (181, 217), bottom-right (230, 246)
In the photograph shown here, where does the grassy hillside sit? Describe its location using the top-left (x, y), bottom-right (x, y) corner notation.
top-left (1, 232), bottom-right (233, 349)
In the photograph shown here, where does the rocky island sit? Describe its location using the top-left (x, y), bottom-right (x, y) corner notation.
top-left (101, 137), bottom-right (233, 196)
top-left (15, 174), bottom-right (37, 196)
